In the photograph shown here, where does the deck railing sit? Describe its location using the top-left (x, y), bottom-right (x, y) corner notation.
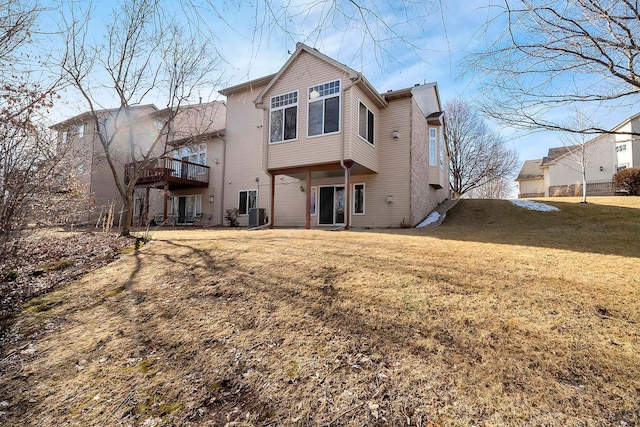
top-left (125, 157), bottom-right (209, 187)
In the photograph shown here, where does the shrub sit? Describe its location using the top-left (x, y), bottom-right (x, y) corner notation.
top-left (613, 167), bottom-right (640, 195)
top-left (225, 208), bottom-right (240, 227)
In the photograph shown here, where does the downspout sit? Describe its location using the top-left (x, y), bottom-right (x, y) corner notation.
top-left (255, 103), bottom-right (273, 229)
top-left (216, 130), bottom-right (227, 226)
top-left (340, 75), bottom-right (363, 230)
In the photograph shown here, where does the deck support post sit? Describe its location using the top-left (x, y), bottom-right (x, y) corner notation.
top-left (306, 170), bottom-right (311, 229)
top-left (270, 173), bottom-right (275, 229)
top-left (163, 183), bottom-right (169, 221)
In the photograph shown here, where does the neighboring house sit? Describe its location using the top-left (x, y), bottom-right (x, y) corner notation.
top-left (220, 42), bottom-right (450, 228)
top-left (516, 112), bottom-right (640, 198)
top-left (515, 159), bottom-right (544, 198)
top-left (55, 43), bottom-right (450, 229)
top-left (128, 101), bottom-right (227, 225)
top-left (52, 105), bottom-right (160, 224)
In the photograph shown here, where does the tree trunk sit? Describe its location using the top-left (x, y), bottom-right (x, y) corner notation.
top-left (120, 197), bottom-right (133, 236)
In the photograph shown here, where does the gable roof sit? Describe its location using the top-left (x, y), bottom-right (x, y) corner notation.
top-left (51, 104), bottom-right (158, 130)
top-left (252, 43), bottom-right (388, 109)
top-left (516, 159), bottom-right (544, 181)
top-left (219, 74), bottom-right (277, 96)
top-left (541, 147), bottom-right (573, 166)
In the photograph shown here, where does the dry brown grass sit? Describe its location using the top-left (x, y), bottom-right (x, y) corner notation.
top-left (1, 197), bottom-right (639, 426)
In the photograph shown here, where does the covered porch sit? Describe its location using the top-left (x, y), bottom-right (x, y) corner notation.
top-left (268, 160), bottom-right (374, 229)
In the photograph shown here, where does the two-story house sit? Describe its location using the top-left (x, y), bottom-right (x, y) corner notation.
top-left (137, 101), bottom-right (227, 226)
top-left (52, 105), bottom-right (160, 225)
top-left (220, 43), bottom-right (450, 228)
top-left (55, 44), bottom-right (450, 229)
top-left (516, 112), bottom-right (640, 198)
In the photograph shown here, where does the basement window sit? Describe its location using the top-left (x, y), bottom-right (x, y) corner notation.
top-left (238, 189), bottom-right (257, 215)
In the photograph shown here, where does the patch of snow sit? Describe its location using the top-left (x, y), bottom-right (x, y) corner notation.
top-left (416, 211), bottom-right (441, 228)
top-left (510, 200), bottom-right (560, 212)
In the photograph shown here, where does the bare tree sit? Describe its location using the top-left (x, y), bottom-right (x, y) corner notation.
top-left (59, 0), bottom-right (222, 236)
top-left (467, 177), bottom-right (514, 199)
top-left (554, 111), bottom-right (603, 203)
top-left (0, 1), bottom-right (69, 253)
top-left (445, 99), bottom-right (518, 198)
top-left (468, 0), bottom-right (640, 135)
top-left (199, 0), bottom-right (442, 73)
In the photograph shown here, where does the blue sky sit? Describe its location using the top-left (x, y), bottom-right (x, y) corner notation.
top-left (46, 0), bottom-right (636, 170)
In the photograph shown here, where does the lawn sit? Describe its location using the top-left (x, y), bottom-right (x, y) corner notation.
top-left (1, 197), bottom-right (638, 426)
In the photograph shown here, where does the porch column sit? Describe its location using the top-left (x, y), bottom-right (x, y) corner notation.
top-left (305, 170), bottom-right (311, 229)
top-left (345, 167), bottom-right (350, 230)
top-left (163, 183), bottom-right (169, 221)
top-left (270, 173), bottom-right (275, 229)
top-left (145, 187), bottom-right (150, 225)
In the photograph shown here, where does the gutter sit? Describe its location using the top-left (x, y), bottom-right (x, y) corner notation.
top-left (255, 102), bottom-right (273, 229)
top-left (216, 131), bottom-right (227, 226)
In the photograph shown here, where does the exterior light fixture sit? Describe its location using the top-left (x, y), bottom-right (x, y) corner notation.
top-left (300, 185), bottom-right (305, 192)
top-left (392, 131), bottom-right (399, 139)
top-left (209, 196), bottom-right (214, 203)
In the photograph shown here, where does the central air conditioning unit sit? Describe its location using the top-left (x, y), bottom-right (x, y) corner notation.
top-left (248, 208), bottom-right (267, 227)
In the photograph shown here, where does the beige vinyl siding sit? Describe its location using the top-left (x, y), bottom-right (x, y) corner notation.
top-left (273, 175), bottom-right (307, 227)
top-left (631, 118), bottom-right (640, 167)
top-left (163, 136), bottom-right (225, 225)
top-left (349, 97), bottom-right (412, 228)
top-left (224, 84), bottom-right (272, 227)
top-left (519, 178), bottom-right (544, 196)
top-left (265, 51), bottom-right (351, 170)
top-left (615, 120), bottom-right (637, 169)
top-left (173, 137), bottom-right (223, 225)
top-left (348, 85), bottom-right (379, 172)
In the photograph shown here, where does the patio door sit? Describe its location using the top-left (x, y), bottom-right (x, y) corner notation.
top-left (318, 186), bottom-right (345, 225)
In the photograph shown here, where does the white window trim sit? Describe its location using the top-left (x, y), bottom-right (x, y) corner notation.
top-left (352, 182), bottom-right (365, 215)
top-left (429, 127), bottom-right (438, 166)
top-left (310, 186), bottom-right (317, 216)
top-left (317, 184), bottom-right (346, 226)
top-left (357, 100), bottom-right (375, 146)
top-left (307, 79), bottom-right (341, 138)
top-left (169, 194), bottom-right (202, 218)
top-left (269, 90), bottom-right (299, 144)
top-left (238, 189), bottom-right (258, 215)
top-left (439, 130), bottom-right (445, 171)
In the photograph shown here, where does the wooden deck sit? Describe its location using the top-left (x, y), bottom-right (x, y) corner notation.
top-left (125, 157), bottom-right (209, 189)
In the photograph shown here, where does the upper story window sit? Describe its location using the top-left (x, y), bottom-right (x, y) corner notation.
top-left (176, 143), bottom-right (207, 165)
top-left (270, 91), bottom-right (298, 143)
top-left (77, 123), bottom-right (86, 138)
top-left (308, 80), bottom-right (340, 137)
top-left (615, 143), bottom-right (627, 153)
top-left (358, 101), bottom-right (374, 145)
top-left (429, 128), bottom-right (438, 166)
top-left (440, 131), bottom-right (445, 170)
top-left (61, 130), bottom-right (68, 144)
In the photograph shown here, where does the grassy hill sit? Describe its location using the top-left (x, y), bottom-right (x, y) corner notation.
top-left (1, 197), bottom-right (638, 426)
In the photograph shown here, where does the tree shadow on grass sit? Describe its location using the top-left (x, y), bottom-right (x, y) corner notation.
top-left (3, 230), bottom-right (639, 425)
top-left (379, 199), bottom-right (640, 258)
